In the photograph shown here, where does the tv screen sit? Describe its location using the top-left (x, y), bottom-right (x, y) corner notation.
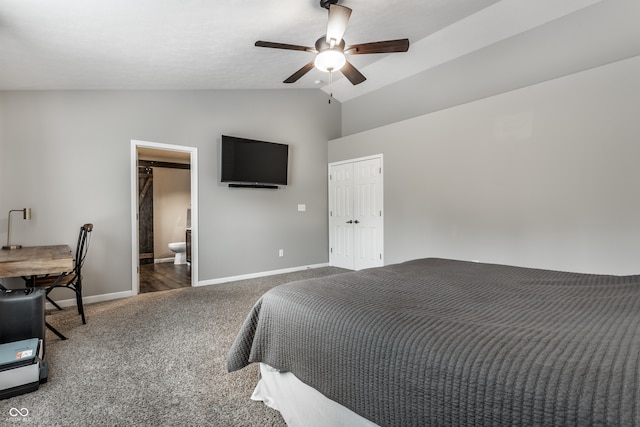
top-left (220, 135), bottom-right (289, 186)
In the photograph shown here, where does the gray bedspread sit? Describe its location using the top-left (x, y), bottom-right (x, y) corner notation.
top-left (227, 258), bottom-right (640, 426)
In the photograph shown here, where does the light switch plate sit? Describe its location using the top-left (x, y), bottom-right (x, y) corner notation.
top-left (297, 204), bottom-right (306, 211)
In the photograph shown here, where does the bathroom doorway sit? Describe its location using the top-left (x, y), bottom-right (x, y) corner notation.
top-left (130, 140), bottom-right (198, 295)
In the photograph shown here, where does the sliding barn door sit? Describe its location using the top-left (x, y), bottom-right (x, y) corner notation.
top-left (138, 167), bottom-right (154, 265)
top-left (329, 156), bottom-right (383, 270)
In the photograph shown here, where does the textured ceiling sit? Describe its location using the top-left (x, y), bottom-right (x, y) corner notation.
top-left (0, 0), bottom-right (600, 101)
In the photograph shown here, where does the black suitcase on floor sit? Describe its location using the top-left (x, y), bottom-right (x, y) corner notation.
top-left (0, 287), bottom-right (48, 399)
top-left (0, 288), bottom-right (46, 348)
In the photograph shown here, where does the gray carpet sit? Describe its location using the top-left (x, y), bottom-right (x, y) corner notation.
top-left (1, 267), bottom-right (347, 426)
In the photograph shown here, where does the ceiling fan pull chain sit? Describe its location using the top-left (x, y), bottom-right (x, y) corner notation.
top-left (328, 70), bottom-right (333, 104)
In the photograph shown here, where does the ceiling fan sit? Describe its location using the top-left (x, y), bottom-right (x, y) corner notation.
top-left (255, 0), bottom-right (409, 86)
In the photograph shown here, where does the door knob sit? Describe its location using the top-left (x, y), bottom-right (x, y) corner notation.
top-left (354, 220), bottom-right (360, 224)
top-left (346, 220), bottom-right (353, 224)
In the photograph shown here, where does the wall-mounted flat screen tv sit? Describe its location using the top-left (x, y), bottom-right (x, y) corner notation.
top-left (220, 135), bottom-right (289, 187)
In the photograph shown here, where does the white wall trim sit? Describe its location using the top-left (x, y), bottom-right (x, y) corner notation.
top-left (196, 263), bottom-right (331, 287)
top-left (130, 139), bottom-right (199, 295)
top-left (328, 153), bottom-right (383, 167)
top-left (47, 263), bottom-right (331, 308)
top-left (46, 290), bottom-right (134, 310)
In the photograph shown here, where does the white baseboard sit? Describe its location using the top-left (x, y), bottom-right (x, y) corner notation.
top-left (154, 258), bottom-right (174, 264)
top-left (196, 263), bottom-right (330, 287)
top-left (46, 290), bottom-right (135, 310)
top-left (46, 263), bottom-right (330, 308)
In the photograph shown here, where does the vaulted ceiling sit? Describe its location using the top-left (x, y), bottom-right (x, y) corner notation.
top-left (0, 0), bottom-right (612, 101)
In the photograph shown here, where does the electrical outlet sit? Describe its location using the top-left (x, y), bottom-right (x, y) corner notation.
top-left (279, 249), bottom-right (284, 257)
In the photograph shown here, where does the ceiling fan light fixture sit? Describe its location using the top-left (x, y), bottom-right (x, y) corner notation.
top-left (314, 49), bottom-right (346, 72)
top-left (255, 3), bottom-right (409, 85)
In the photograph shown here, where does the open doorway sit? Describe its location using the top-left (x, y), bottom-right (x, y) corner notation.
top-left (130, 140), bottom-right (198, 295)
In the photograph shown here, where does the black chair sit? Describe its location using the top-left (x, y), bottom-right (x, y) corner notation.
top-left (31, 224), bottom-right (93, 337)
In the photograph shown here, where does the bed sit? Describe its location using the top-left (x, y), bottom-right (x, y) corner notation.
top-left (227, 258), bottom-right (640, 426)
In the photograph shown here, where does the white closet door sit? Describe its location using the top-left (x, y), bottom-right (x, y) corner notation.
top-left (329, 162), bottom-right (354, 269)
top-left (329, 156), bottom-right (383, 270)
top-left (353, 158), bottom-right (383, 270)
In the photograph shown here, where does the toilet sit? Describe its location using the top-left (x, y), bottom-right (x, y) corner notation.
top-left (168, 242), bottom-right (187, 265)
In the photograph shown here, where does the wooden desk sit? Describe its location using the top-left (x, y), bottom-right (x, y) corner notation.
top-left (0, 245), bottom-right (73, 279)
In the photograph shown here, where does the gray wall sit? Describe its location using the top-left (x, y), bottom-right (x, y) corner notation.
top-left (0, 89), bottom-right (341, 297)
top-left (329, 55), bottom-right (640, 275)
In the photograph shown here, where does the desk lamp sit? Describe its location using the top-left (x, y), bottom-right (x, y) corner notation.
top-left (2, 208), bottom-right (31, 250)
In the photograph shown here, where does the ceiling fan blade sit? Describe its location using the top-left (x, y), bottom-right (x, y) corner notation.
top-left (341, 60), bottom-right (366, 85)
top-left (346, 39), bottom-right (410, 55)
top-left (255, 41), bottom-right (315, 52)
top-left (326, 4), bottom-right (352, 45)
top-left (284, 60), bottom-right (316, 84)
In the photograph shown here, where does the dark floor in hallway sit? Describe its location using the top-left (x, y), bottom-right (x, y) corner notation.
top-left (140, 262), bottom-right (190, 293)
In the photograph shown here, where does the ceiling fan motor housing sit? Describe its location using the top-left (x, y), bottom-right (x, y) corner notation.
top-left (315, 36), bottom-right (345, 53)
top-left (320, 0), bottom-right (339, 10)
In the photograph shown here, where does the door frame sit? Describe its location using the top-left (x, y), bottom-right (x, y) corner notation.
top-left (130, 139), bottom-right (199, 294)
top-left (328, 153), bottom-right (384, 269)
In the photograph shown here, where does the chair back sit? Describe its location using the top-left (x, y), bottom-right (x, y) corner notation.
top-left (74, 223), bottom-right (93, 274)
